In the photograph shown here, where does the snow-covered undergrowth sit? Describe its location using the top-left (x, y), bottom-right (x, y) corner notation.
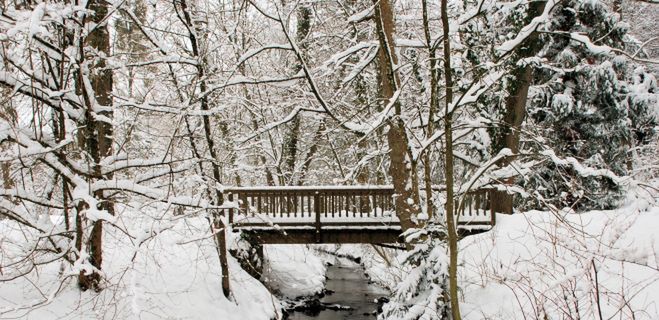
top-left (0, 205), bottom-right (281, 320)
top-left (459, 185), bottom-right (659, 319)
top-left (373, 183), bottom-right (659, 320)
top-left (261, 245), bottom-right (326, 298)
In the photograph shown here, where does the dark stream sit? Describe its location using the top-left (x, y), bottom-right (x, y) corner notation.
top-left (286, 259), bottom-right (389, 319)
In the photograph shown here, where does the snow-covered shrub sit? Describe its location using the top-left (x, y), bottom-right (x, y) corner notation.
top-left (379, 225), bottom-right (450, 320)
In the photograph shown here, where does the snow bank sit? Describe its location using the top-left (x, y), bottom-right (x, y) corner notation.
top-left (0, 207), bottom-right (281, 320)
top-left (459, 186), bottom-right (659, 319)
top-left (261, 245), bottom-right (326, 298)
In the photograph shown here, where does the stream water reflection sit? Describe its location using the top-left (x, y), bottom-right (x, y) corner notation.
top-left (287, 259), bottom-right (389, 320)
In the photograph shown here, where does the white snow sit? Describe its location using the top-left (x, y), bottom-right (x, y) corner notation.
top-left (261, 245), bottom-right (326, 298)
top-left (458, 185), bottom-right (659, 319)
top-left (0, 207), bottom-right (281, 320)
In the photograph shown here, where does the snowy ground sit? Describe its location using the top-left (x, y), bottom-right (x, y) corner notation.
top-left (459, 186), bottom-right (659, 319)
top-left (0, 207), bottom-right (282, 320)
top-left (2, 183), bottom-right (657, 319)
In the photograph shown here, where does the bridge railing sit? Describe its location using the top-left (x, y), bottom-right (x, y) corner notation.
top-left (219, 186), bottom-right (495, 228)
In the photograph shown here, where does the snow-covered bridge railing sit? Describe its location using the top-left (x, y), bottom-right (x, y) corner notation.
top-left (219, 185), bottom-right (495, 244)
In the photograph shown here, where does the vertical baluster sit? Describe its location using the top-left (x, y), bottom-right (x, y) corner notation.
top-left (273, 191), bottom-right (277, 218)
top-left (342, 193), bottom-right (347, 218)
top-left (377, 192), bottom-right (381, 217)
top-left (324, 192), bottom-right (328, 218)
top-left (283, 192), bottom-right (286, 218)
top-left (369, 193), bottom-right (374, 218)
top-left (336, 192), bottom-right (343, 217)
top-left (482, 191), bottom-right (487, 216)
top-left (489, 190), bottom-right (495, 225)
top-left (319, 192), bottom-right (324, 217)
top-left (256, 193), bottom-right (261, 214)
top-left (283, 191), bottom-right (287, 218)
top-left (348, 193), bottom-right (352, 218)
top-left (468, 194), bottom-right (472, 216)
top-left (358, 193), bottom-right (362, 218)
top-left (387, 192), bottom-right (396, 214)
top-left (368, 192), bottom-right (373, 217)
top-left (307, 194), bottom-right (312, 219)
top-left (331, 193), bottom-right (335, 218)
top-left (228, 192), bottom-right (234, 224)
top-left (314, 191), bottom-right (321, 243)
top-left (271, 193), bottom-right (275, 217)
top-left (294, 193), bottom-right (298, 218)
top-left (343, 193), bottom-right (347, 218)
top-left (484, 190), bottom-right (489, 218)
top-left (276, 191), bottom-right (280, 218)
top-left (475, 192), bottom-right (481, 216)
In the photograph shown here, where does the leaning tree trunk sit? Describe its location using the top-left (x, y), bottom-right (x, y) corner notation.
top-left (491, 0), bottom-right (547, 215)
top-left (372, 0), bottom-right (420, 232)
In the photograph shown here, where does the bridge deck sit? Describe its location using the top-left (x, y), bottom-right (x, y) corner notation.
top-left (219, 186), bottom-right (495, 244)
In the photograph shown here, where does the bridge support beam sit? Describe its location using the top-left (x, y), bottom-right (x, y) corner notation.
top-left (239, 228), bottom-right (403, 245)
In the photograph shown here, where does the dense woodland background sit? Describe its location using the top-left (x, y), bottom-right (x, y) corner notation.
top-left (0, 0), bottom-right (657, 318)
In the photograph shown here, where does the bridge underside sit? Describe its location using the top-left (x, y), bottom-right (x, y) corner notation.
top-left (236, 226), bottom-right (491, 244)
top-left (239, 227), bottom-right (403, 244)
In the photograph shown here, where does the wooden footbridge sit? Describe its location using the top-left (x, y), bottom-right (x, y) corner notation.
top-left (219, 186), bottom-right (496, 244)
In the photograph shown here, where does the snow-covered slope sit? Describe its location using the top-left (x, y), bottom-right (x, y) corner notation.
top-left (0, 209), bottom-right (282, 320)
top-left (261, 244), bottom-right (326, 298)
top-left (459, 186), bottom-right (659, 319)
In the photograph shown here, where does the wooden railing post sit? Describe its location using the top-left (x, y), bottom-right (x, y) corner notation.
top-left (489, 190), bottom-right (496, 226)
top-left (228, 192), bottom-right (234, 224)
top-left (314, 191), bottom-right (321, 243)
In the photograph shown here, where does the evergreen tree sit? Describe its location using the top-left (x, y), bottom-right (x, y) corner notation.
top-left (379, 226), bottom-right (449, 320)
top-left (523, 0), bottom-right (657, 210)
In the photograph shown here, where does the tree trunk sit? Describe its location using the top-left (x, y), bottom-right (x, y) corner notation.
top-left (613, 0), bottom-right (622, 19)
top-left (491, 0), bottom-right (547, 215)
top-left (281, 4), bottom-right (312, 185)
top-left (440, 0), bottom-right (461, 317)
top-left (421, 0), bottom-right (438, 219)
top-left (297, 120), bottom-right (325, 185)
top-left (180, 0), bottom-right (230, 298)
top-left (0, 94), bottom-right (16, 191)
top-left (372, 0), bottom-right (420, 232)
top-left (76, 0), bottom-right (114, 291)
